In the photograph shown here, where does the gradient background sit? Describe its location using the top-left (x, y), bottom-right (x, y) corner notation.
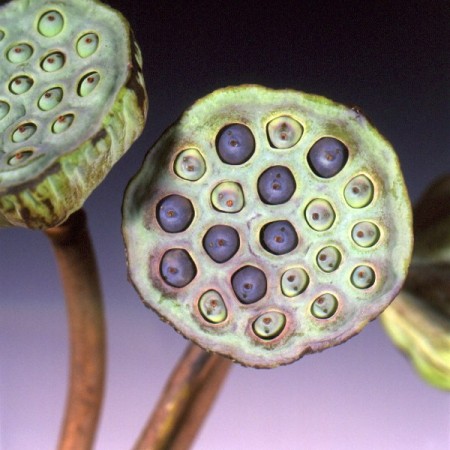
top-left (1, 1), bottom-right (449, 449)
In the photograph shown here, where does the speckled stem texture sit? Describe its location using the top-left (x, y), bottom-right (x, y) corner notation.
top-left (45, 209), bottom-right (106, 450)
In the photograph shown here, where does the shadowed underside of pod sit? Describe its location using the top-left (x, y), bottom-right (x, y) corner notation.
top-left (0, 0), bottom-right (147, 228)
top-left (123, 85), bottom-right (413, 368)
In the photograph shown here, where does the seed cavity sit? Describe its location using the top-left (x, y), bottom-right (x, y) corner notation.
top-left (253, 311), bottom-right (286, 340)
top-left (160, 248), bottom-right (197, 288)
top-left (76, 33), bottom-right (99, 58)
top-left (307, 137), bottom-right (348, 178)
top-left (78, 71), bottom-right (100, 97)
top-left (216, 123), bottom-right (255, 165)
top-left (351, 265), bottom-right (376, 289)
top-left (311, 293), bottom-right (338, 319)
top-left (156, 194), bottom-right (194, 233)
top-left (260, 220), bottom-right (298, 255)
top-left (344, 175), bottom-right (374, 208)
top-left (8, 149), bottom-right (34, 166)
top-left (38, 11), bottom-right (64, 37)
top-left (7, 44), bottom-right (33, 63)
top-left (316, 246), bottom-right (342, 272)
top-left (41, 52), bottom-right (65, 72)
top-left (232, 265), bottom-right (267, 304)
top-left (211, 181), bottom-right (244, 213)
top-left (281, 268), bottom-right (309, 297)
top-left (38, 87), bottom-right (63, 111)
top-left (267, 116), bottom-right (303, 149)
top-left (174, 148), bottom-right (206, 181)
top-left (198, 290), bottom-right (227, 324)
top-left (351, 222), bottom-right (380, 247)
top-left (51, 114), bottom-right (74, 134)
top-left (258, 165), bottom-right (296, 205)
top-left (11, 123), bottom-right (37, 143)
top-left (0, 101), bottom-right (10, 120)
top-left (9, 76), bottom-right (34, 95)
top-left (305, 199), bottom-right (336, 231)
top-left (203, 225), bottom-right (239, 263)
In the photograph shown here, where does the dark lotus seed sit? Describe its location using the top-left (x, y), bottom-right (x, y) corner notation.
top-left (257, 166), bottom-right (296, 204)
top-left (232, 266), bottom-right (267, 304)
top-left (157, 195), bottom-right (194, 233)
top-left (307, 137), bottom-right (348, 178)
top-left (160, 249), bottom-right (196, 288)
top-left (216, 124), bottom-right (255, 164)
top-left (261, 220), bottom-right (298, 255)
top-left (203, 225), bottom-right (239, 263)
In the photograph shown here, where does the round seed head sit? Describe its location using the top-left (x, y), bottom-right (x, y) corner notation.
top-left (123, 85), bottom-right (412, 368)
top-left (257, 165), bottom-right (296, 204)
top-left (0, 0), bottom-right (147, 228)
top-left (307, 137), bottom-right (348, 178)
top-left (216, 123), bottom-right (255, 164)
top-left (160, 249), bottom-right (197, 288)
top-left (156, 195), bottom-right (194, 233)
top-left (260, 220), bottom-right (298, 255)
top-left (203, 225), bottom-right (240, 263)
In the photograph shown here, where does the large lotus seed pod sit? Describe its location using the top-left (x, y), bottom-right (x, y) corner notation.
top-left (122, 85), bottom-right (412, 368)
top-left (381, 176), bottom-right (450, 390)
top-left (0, 0), bottom-right (147, 228)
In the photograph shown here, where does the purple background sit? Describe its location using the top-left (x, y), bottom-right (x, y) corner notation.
top-left (1, 1), bottom-right (449, 449)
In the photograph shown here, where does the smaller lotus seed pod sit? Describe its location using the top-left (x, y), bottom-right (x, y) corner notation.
top-left (307, 137), bottom-right (348, 178)
top-left (232, 266), bottom-right (267, 304)
top-left (37, 10), bottom-right (64, 37)
top-left (203, 225), bottom-right (239, 263)
top-left (252, 312), bottom-right (286, 340)
top-left (157, 195), bottom-right (194, 233)
top-left (160, 249), bottom-right (197, 288)
top-left (281, 268), bottom-right (309, 297)
top-left (76, 33), bottom-right (99, 58)
top-left (174, 148), bottom-right (206, 181)
top-left (260, 220), bottom-right (298, 255)
top-left (352, 222), bottom-right (380, 247)
top-left (41, 52), bottom-right (65, 72)
top-left (216, 123), bottom-right (255, 164)
top-left (267, 116), bottom-right (303, 149)
top-left (258, 165), bottom-right (296, 205)
top-left (38, 88), bottom-right (63, 111)
top-left (11, 123), bottom-right (37, 143)
top-left (211, 181), bottom-right (244, 213)
top-left (0, 101), bottom-right (10, 120)
top-left (305, 199), bottom-right (335, 231)
top-left (198, 290), bottom-right (227, 324)
top-left (78, 72), bottom-right (100, 97)
top-left (317, 246), bottom-right (342, 272)
top-left (351, 265), bottom-right (375, 289)
top-left (8, 150), bottom-right (34, 166)
top-left (311, 293), bottom-right (338, 319)
top-left (51, 114), bottom-right (74, 134)
top-left (344, 175), bottom-right (374, 208)
top-left (9, 76), bottom-right (33, 95)
top-left (7, 43), bottom-right (33, 63)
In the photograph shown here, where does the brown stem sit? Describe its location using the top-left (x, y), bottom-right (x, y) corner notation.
top-left (45, 209), bottom-right (106, 450)
top-left (133, 343), bottom-right (232, 450)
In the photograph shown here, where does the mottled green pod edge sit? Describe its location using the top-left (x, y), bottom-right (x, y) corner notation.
top-left (0, 0), bottom-right (147, 229)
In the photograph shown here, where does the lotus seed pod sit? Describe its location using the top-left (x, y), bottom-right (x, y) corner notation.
top-left (0, 0), bottom-right (147, 228)
top-left (123, 85), bottom-right (412, 368)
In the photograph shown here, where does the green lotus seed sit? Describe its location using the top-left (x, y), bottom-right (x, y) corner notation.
top-left (311, 293), bottom-right (338, 319)
top-left (344, 175), bottom-right (374, 208)
top-left (0, 101), bottom-right (10, 120)
top-left (78, 72), bottom-right (100, 97)
top-left (8, 150), bottom-right (34, 166)
top-left (281, 268), bottom-right (309, 297)
top-left (305, 198), bottom-right (336, 231)
top-left (41, 52), bottom-right (65, 72)
top-left (38, 11), bottom-right (64, 37)
top-left (76, 33), bottom-right (99, 58)
top-left (352, 221), bottom-right (380, 247)
top-left (51, 114), bottom-right (74, 134)
top-left (174, 148), bottom-right (206, 181)
top-left (252, 311), bottom-right (286, 340)
top-left (198, 290), bottom-right (227, 324)
top-left (9, 76), bottom-right (33, 95)
top-left (38, 87), bottom-right (63, 111)
top-left (211, 181), bottom-right (244, 213)
top-left (351, 265), bottom-right (375, 289)
top-left (7, 44), bottom-right (33, 63)
top-left (267, 116), bottom-right (303, 149)
top-left (12, 123), bottom-right (37, 143)
top-left (317, 246), bottom-right (342, 272)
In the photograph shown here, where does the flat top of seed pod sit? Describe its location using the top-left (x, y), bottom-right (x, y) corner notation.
top-left (123, 85), bottom-right (413, 368)
top-left (0, 0), bottom-right (146, 227)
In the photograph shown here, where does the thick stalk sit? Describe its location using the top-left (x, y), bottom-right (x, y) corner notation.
top-left (133, 343), bottom-right (232, 450)
top-left (45, 209), bottom-right (106, 450)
